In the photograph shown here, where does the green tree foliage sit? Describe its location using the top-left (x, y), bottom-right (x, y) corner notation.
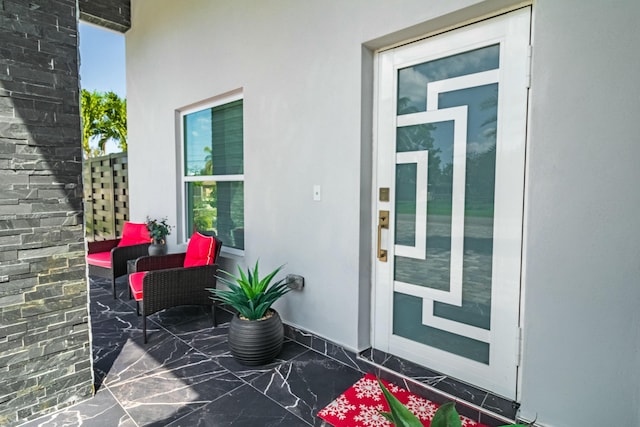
top-left (80, 89), bottom-right (127, 157)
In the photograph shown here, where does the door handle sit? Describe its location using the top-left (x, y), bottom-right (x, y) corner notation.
top-left (377, 210), bottom-right (389, 262)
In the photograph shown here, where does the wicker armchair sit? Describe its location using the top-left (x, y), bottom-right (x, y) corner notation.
top-left (129, 233), bottom-right (222, 343)
top-left (86, 222), bottom-right (151, 299)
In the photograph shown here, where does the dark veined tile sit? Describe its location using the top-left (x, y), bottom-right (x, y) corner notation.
top-left (108, 352), bottom-right (243, 427)
top-left (166, 384), bottom-right (311, 427)
top-left (97, 326), bottom-right (193, 386)
top-left (18, 387), bottom-right (134, 427)
top-left (250, 350), bottom-right (363, 425)
top-left (214, 340), bottom-right (310, 383)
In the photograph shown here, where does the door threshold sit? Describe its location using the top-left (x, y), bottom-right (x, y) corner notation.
top-left (358, 348), bottom-right (520, 426)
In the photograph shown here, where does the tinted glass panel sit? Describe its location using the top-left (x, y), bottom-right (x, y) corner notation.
top-left (397, 44), bottom-right (499, 115)
top-left (392, 47), bottom-right (500, 363)
top-left (186, 181), bottom-right (244, 250)
top-left (184, 100), bottom-right (243, 176)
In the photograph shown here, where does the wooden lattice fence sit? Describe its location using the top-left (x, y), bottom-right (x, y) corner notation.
top-left (83, 153), bottom-right (130, 241)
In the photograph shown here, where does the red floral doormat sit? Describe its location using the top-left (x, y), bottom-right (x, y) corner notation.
top-left (318, 373), bottom-right (489, 427)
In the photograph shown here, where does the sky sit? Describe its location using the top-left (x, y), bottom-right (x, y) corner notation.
top-left (78, 22), bottom-right (126, 153)
top-left (78, 22), bottom-right (126, 97)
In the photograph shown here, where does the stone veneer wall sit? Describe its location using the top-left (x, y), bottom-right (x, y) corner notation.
top-left (78, 0), bottom-right (130, 33)
top-left (0, 0), bottom-right (129, 425)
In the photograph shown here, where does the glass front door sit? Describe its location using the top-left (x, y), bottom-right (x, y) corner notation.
top-left (373, 8), bottom-right (530, 399)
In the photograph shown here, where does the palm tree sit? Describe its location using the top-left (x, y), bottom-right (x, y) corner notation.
top-left (80, 90), bottom-right (103, 157)
top-left (98, 91), bottom-right (127, 153)
top-left (80, 89), bottom-right (127, 157)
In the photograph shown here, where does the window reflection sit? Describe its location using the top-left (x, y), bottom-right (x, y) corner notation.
top-left (186, 181), bottom-right (244, 250)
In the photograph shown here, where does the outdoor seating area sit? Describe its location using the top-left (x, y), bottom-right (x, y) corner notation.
top-left (86, 222), bottom-right (152, 299)
top-left (17, 273), bottom-right (515, 427)
top-left (17, 274), bottom-right (363, 426)
top-left (128, 232), bottom-right (222, 343)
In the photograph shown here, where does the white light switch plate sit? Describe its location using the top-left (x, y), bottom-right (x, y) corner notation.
top-left (313, 185), bottom-right (321, 201)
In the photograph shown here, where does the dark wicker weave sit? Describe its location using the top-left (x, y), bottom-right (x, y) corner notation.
top-left (87, 239), bottom-right (151, 299)
top-left (132, 238), bottom-right (222, 343)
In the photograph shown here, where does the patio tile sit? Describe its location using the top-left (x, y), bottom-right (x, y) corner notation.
top-left (250, 349), bottom-right (363, 426)
top-left (91, 311), bottom-right (141, 389)
top-left (89, 276), bottom-right (138, 312)
top-left (16, 275), bottom-right (511, 426)
top-left (93, 320), bottom-right (193, 387)
top-left (165, 384), bottom-right (311, 427)
top-left (107, 352), bottom-right (244, 426)
top-left (18, 387), bottom-right (135, 427)
top-left (158, 306), bottom-right (233, 354)
top-left (90, 296), bottom-right (136, 318)
top-left (215, 340), bottom-right (311, 383)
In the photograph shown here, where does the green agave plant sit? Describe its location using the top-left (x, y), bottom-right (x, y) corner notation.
top-left (377, 379), bottom-right (530, 427)
top-left (208, 260), bottom-right (290, 320)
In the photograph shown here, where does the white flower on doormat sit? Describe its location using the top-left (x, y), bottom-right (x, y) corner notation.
top-left (404, 394), bottom-right (437, 420)
top-left (318, 394), bottom-right (356, 420)
top-left (353, 377), bottom-right (383, 401)
top-left (353, 404), bottom-right (392, 427)
top-left (461, 417), bottom-right (480, 426)
top-left (386, 382), bottom-right (404, 394)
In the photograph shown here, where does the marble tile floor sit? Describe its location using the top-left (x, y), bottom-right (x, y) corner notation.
top-left (19, 275), bottom-right (518, 427)
top-left (19, 276), bottom-right (363, 427)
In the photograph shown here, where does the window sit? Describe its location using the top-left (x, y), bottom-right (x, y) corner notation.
top-left (181, 93), bottom-right (244, 253)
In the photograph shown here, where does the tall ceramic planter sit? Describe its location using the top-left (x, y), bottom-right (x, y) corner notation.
top-left (228, 309), bottom-right (284, 366)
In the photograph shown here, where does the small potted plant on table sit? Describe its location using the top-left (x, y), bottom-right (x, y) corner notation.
top-left (145, 217), bottom-right (171, 256)
top-left (208, 260), bottom-right (291, 366)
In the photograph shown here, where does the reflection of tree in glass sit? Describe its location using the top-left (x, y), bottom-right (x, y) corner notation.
top-left (201, 146), bottom-right (213, 175)
top-left (397, 97), bottom-right (450, 214)
top-left (465, 91), bottom-right (497, 216)
top-left (191, 182), bottom-right (217, 233)
top-left (193, 147), bottom-right (243, 249)
top-left (479, 94), bottom-right (497, 139)
top-left (192, 147), bottom-right (218, 234)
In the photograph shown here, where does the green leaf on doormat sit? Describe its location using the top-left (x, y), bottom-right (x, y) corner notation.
top-left (431, 401), bottom-right (463, 427)
top-left (377, 379), bottom-right (423, 427)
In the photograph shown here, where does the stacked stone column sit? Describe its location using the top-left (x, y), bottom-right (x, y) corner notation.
top-left (0, 0), bottom-right (129, 424)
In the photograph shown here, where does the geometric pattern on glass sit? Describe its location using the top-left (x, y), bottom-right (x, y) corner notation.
top-left (392, 45), bottom-right (500, 359)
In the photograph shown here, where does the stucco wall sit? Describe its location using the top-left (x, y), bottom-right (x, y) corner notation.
top-left (126, 0), bottom-right (497, 354)
top-left (519, 0), bottom-right (640, 425)
top-left (126, 1), bottom-right (640, 426)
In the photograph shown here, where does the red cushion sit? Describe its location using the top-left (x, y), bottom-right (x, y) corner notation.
top-left (118, 222), bottom-right (151, 247)
top-left (86, 252), bottom-right (112, 268)
top-left (183, 232), bottom-right (216, 267)
top-left (129, 271), bottom-right (147, 301)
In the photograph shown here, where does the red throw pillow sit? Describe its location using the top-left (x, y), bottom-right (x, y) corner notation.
top-left (117, 222), bottom-right (151, 247)
top-left (183, 232), bottom-right (216, 267)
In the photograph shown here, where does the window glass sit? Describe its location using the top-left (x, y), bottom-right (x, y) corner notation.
top-left (184, 100), bottom-right (243, 176)
top-left (186, 181), bottom-right (244, 250)
top-left (397, 44), bottom-right (499, 115)
top-left (182, 97), bottom-right (244, 251)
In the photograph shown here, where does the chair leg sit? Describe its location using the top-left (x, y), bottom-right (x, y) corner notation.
top-left (136, 301), bottom-right (140, 316)
top-left (143, 311), bottom-right (147, 344)
top-left (211, 303), bottom-right (217, 327)
top-left (112, 276), bottom-right (117, 299)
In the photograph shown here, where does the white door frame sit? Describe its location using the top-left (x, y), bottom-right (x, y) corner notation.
top-left (371, 8), bottom-right (531, 400)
